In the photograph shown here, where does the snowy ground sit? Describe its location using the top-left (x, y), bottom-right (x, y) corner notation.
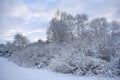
top-left (0, 57), bottom-right (119, 80)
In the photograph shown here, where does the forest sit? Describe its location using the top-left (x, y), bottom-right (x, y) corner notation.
top-left (0, 10), bottom-right (120, 77)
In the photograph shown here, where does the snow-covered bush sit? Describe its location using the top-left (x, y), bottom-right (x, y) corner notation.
top-left (0, 44), bottom-right (13, 58)
top-left (0, 47), bottom-right (12, 57)
top-left (97, 48), bottom-right (116, 62)
top-left (49, 50), bottom-right (108, 76)
top-left (108, 58), bottom-right (120, 77)
top-left (49, 56), bottom-right (74, 73)
top-left (11, 42), bottom-right (54, 68)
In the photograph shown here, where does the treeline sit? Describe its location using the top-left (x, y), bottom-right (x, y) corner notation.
top-left (0, 10), bottom-right (120, 77)
top-left (47, 10), bottom-right (119, 43)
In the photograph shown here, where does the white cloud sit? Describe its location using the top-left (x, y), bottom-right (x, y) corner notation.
top-left (8, 2), bottom-right (32, 21)
top-left (8, 1), bottom-right (55, 23)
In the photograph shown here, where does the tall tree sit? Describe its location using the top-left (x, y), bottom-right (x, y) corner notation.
top-left (47, 18), bottom-right (70, 42)
top-left (111, 21), bottom-right (120, 33)
top-left (63, 14), bottom-right (75, 41)
top-left (47, 10), bottom-right (71, 43)
top-left (90, 17), bottom-right (109, 58)
top-left (90, 17), bottom-right (108, 42)
top-left (75, 14), bottom-right (88, 39)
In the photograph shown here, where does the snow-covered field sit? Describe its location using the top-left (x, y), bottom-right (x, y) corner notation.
top-left (0, 57), bottom-right (119, 80)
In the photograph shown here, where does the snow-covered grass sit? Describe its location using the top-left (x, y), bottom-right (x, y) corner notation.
top-left (0, 57), bottom-right (119, 80)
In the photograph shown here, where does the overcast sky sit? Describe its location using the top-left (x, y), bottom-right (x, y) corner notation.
top-left (0, 0), bottom-right (120, 43)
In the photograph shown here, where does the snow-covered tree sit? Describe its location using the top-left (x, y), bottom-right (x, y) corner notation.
top-left (75, 14), bottom-right (88, 40)
top-left (111, 21), bottom-right (120, 33)
top-left (13, 33), bottom-right (29, 47)
top-left (47, 18), bottom-right (70, 43)
top-left (63, 14), bottom-right (75, 41)
top-left (90, 17), bottom-right (108, 40)
top-left (89, 18), bottom-right (109, 58)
